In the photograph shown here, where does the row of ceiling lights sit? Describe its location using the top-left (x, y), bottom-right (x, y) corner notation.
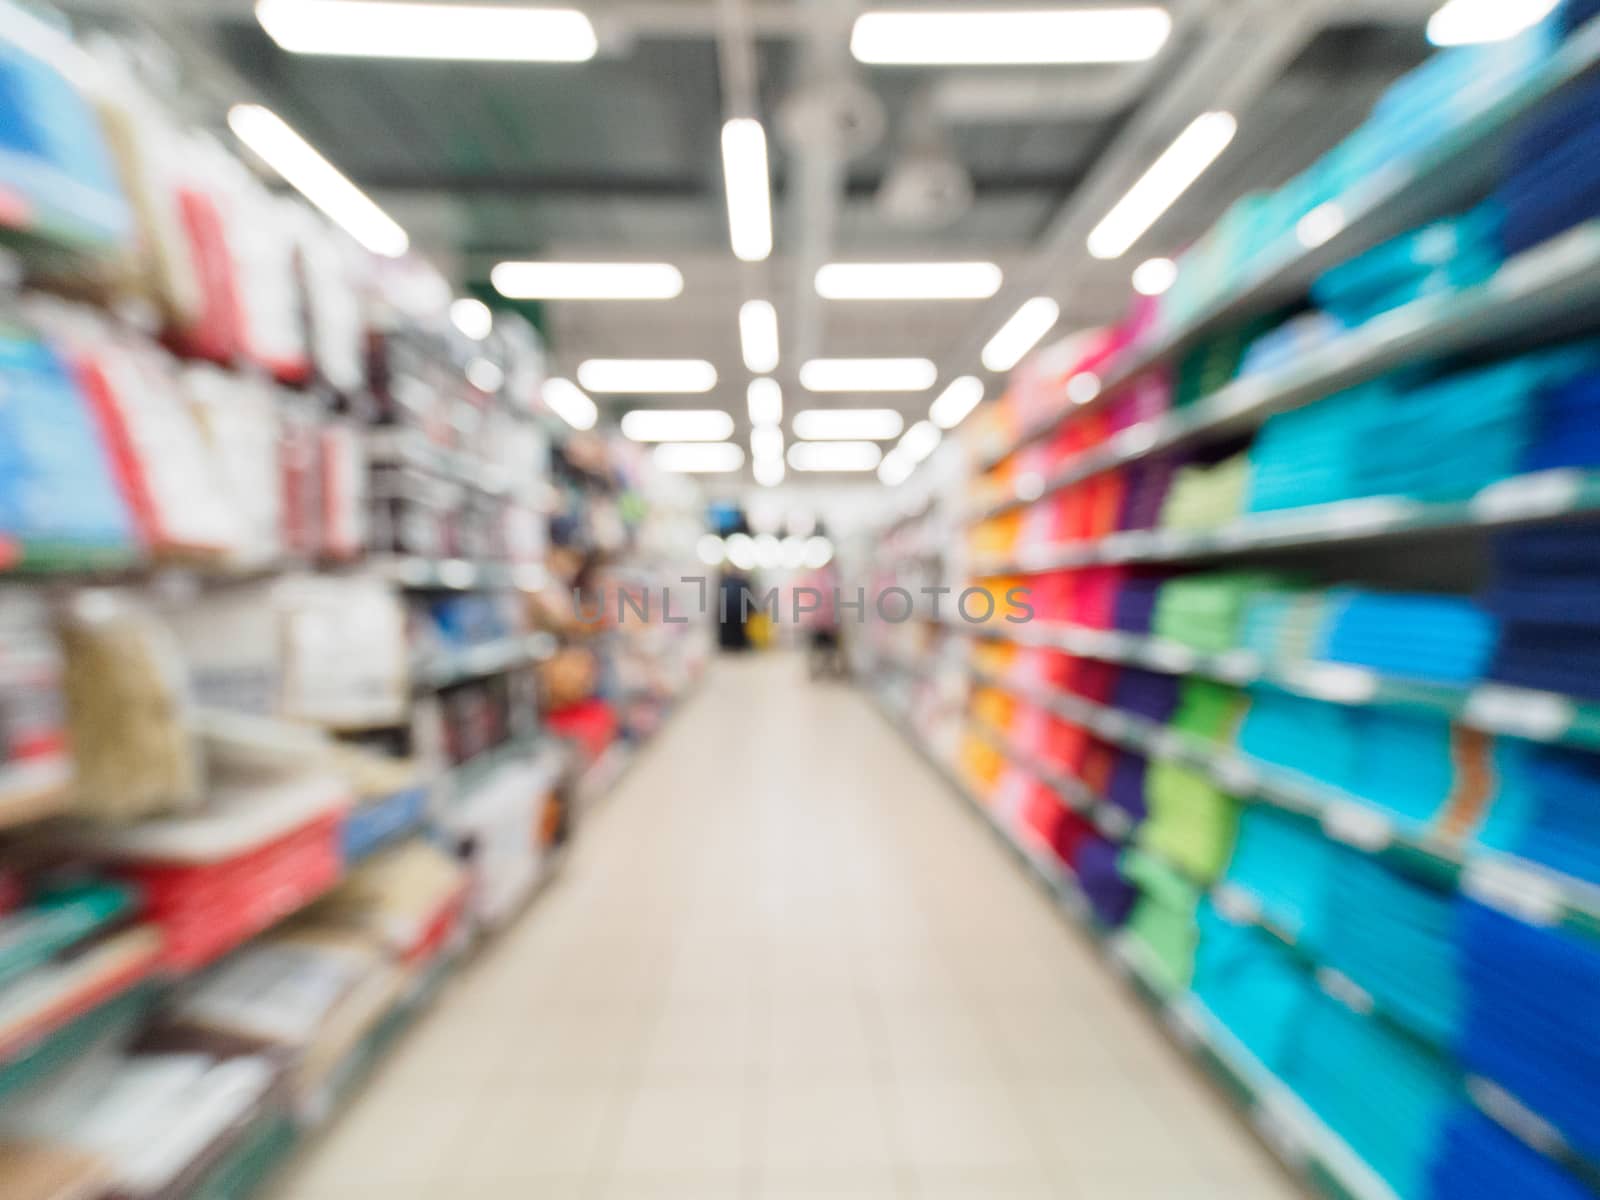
top-left (233, 0), bottom-right (1554, 484)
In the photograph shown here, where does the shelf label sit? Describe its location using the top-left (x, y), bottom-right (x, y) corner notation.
top-left (1493, 228), bottom-right (1589, 301)
top-left (1096, 805), bottom-right (1134, 841)
top-left (1213, 882), bottom-right (1263, 927)
top-left (1315, 967), bottom-right (1374, 1016)
top-left (1471, 470), bottom-right (1582, 524)
top-left (1463, 685), bottom-right (1573, 742)
top-left (1468, 1076), bottom-right (1568, 1159)
top-left (1321, 802), bottom-right (1393, 852)
top-left (1282, 663), bottom-right (1379, 705)
top-left (1462, 859), bottom-right (1564, 927)
top-left (1212, 757), bottom-right (1259, 797)
top-left (1212, 650), bottom-right (1261, 683)
top-left (1144, 640), bottom-right (1197, 673)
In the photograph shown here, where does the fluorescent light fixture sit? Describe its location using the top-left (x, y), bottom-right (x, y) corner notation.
top-left (981, 297), bottom-right (1059, 373)
top-left (780, 536), bottom-right (807, 569)
top-left (577, 359), bottom-right (718, 393)
top-left (255, 0), bottom-right (598, 61)
top-left (541, 377), bottom-right (597, 430)
top-left (929, 375), bottom-right (984, 430)
top-left (814, 261), bottom-right (1002, 300)
top-left (451, 297), bottom-right (493, 340)
top-left (490, 261), bottom-right (683, 300)
top-left (697, 534), bottom-right (727, 566)
top-left (754, 533), bottom-right (782, 570)
top-left (1132, 256), bottom-right (1178, 296)
top-left (803, 536), bottom-right (834, 568)
top-left (722, 118), bottom-right (773, 263)
top-left (653, 442), bottom-right (745, 473)
top-left (228, 104), bottom-right (408, 257)
top-left (726, 532), bottom-right (756, 568)
top-left (851, 7), bottom-right (1171, 64)
top-left (1427, 0), bottom-right (1558, 45)
top-left (740, 299), bottom-right (780, 373)
top-left (753, 457), bottom-right (786, 487)
top-left (1297, 202), bottom-right (1347, 249)
top-left (878, 449), bottom-right (914, 487)
top-left (898, 419), bottom-right (942, 465)
top-left (787, 441), bottom-right (883, 472)
top-left (620, 409), bottom-right (735, 442)
top-left (466, 358), bottom-right (504, 392)
top-left (793, 408), bottom-right (904, 441)
top-left (1087, 111), bottom-right (1236, 260)
top-left (747, 377), bottom-right (783, 424)
top-left (750, 426), bottom-right (784, 462)
top-left (799, 358), bottom-right (937, 392)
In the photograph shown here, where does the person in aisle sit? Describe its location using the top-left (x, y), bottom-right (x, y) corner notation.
top-left (796, 524), bottom-right (846, 679)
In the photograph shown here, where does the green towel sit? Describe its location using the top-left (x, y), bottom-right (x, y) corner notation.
top-left (1158, 452), bottom-right (1252, 532)
top-left (1153, 572), bottom-right (1287, 653)
top-left (1170, 678), bottom-right (1248, 743)
top-left (1122, 848), bottom-right (1204, 994)
top-left (1140, 759), bottom-right (1242, 883)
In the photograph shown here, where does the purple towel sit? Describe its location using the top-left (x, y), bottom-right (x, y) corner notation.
top-left (1075, 836), bottom-right (1137, 927)
top-left (1113, 575), bottom-right (1164, 635)
top-left (1118, 455), bottom-right (1181, 532)
top-left (1113, 667), bottom-right (1179, 724)
top-left (1493, 526), bottom-right (1600, 577)
top-left (1108, 749), bottom-right (1149, 821)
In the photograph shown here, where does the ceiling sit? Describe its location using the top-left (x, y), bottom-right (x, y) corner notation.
top-left (62, 0), bottom-right (1442, 482)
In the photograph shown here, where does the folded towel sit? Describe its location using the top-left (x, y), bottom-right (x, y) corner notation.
top-left (1220, 808), bottom-right (1341, 943)
top-left (1122, 848), bottom-right (1203, 994)
top-left (1139, 760), bottom-right (1240, 883)
top-left (1478, 741), bottom-right (1600, 887)
top-left (1112, 667), bottom-right (1180, 725)
top-left (1192, 903), bottom-right (1317, 1073)
top-left (1238, 689), bottom-right (1362, 794)
top-left (1322, 591), bottom-right (1498, 685)
top-left (1429, 1108), bottom-right (1596, 1200)
top-left (1074, 836), bottom-right (1137, 927)
top-left (1107, 749), bottom-right (1150, 822)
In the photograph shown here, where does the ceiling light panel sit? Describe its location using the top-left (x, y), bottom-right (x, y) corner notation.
top-left (747, 378), bottom-right (783, 425)
top-left (577, 359), bottom-right (718, 393)
top-left (255, 0), bottom-right (599, 61)
top-left (1087, 111), bottom-right (1237, 260)
top-left (541, 378), bottom-right (597, 430)
top-left (653, 442), bottom-right (746, 473)
top-left (740, 299), bottom-right (780, 373)
top-left (799, 358), bottom-right (938, 392)
top-left (929, 376), bottom-right (984, 430)
top-left (722, 118), bottom-right (773, 263)
top-left (981, 298), bottom-right (1060, 373)
top-left (814, 261), bottom-right (1002, 300)
top-left (850, 6), bottom-right (1172, 65)
top-left (491, 262), bottom-right (683, 300)
top-left (792, 408), bottom-right (905, 441)
top-left (787, 441), bottom-right (884, 472)
top-left (620, 409), bottom-right (735, 442)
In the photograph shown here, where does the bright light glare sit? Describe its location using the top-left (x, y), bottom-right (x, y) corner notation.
top-left (981, 297), bottom-right (1059, 373)
top-left (578, 359), bottom-right (718, 393)
top-left (740, 299), bottom-right (780, 372)
top-left (850, 7), bottom-right (1172, 64)
top-left (1132, 256), bottom-right (1178, 296)
top-left (1087, 112), bottom-right (1237, 260)
top-left (787, 441), bottom-right (883, 472)
top-left (653, 442), bottom-right (746, 473)
top-left (541, 377), bottom-right (597, 430)
top-left (467, 359), bottom-right (504, 392)
top-left (491, 262), bottom-right (683, 300)
top-left (1427, 0), bottom-right (1558, 45)
top-left (228, 104), bottom-right (408, 257)
top-left (1296, 202), bottom-right (1346, 249)
top-left (747, 377), bottom-right (783, 424)
top-left (929, 375), bottom-right (984, 429)
top-left (799, 358), bottom-right (937, 392)
top-left (792, 408), bottom-right (904, 441)
top-left (722, 118), bottom-right (773, 262)
top-left (898, 419), bottom-right (941, 465)
top-left (697, 534), bottom-right (727, 566)
top-left (878, 450), bottom-right (914, 487)
top-left (256, 0), bottom-right (599, 60)
top-left (726, 532), bottom-right (756, 569)
top-left (750, 426), bottom-right (784, 461)
top-left (754, 533), bottom-right (782, 570)
top-left (753, 457), bottom-right (786, 486)
top-left (451, 297), bottom-right (493, 340)
top-left (803, 536), bottom-right (834, 568)
top-left (780, 536), bottom-right (806, 569)
top-left (1067, 373), bottom-right (1101, 404)
top-left (620, 409), bottom-right (735, 442)
top-left (814, 261), bottom-right (1002, 300)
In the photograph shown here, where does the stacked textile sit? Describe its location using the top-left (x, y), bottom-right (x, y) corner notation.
top-left (1495, 72), bottom-right (1600, 256)
top-left (1157, 452), bottom-right (1251, 532)
top-left (1116, 454), bottom-right (1182, 532)
top-left (1458, 901), bottom-right (1600, 1163)
top-left (1352, 708), bottom-right (1465, 826)
top-left (1111, 572), bottom-right (1165, 635)
top-left (1074, 837), bottom-right (1137, 928)
top-left (1428, 1109), bottom-right (1595, 1200)
top-left (1237, 312), bottom-right (1344, 378)
top-left (1191, 904), bottom-right (1316, 1072)
top-left (1312, 208), bottom-right (1501, 328)
top-left (1237, 690), bottom-right (1360, 794)
top-left (1246, 383), bottom-right (1395, 513)
top-left (1479, 742), bottom-right (1600, 887)
top-left (1121, 848), bottom-right (1203, 994)
top-left (1111, 667), bottom-right (1179, 725)
top-left (1138, 760), bottom-right (1239, 884)
top-left (1484, 526), bottom-right (1600, 700)
top-left (1169, 678), bottom-right (1246, 743)
top-left (1172, 316), bottom-right (1282, 408)
top-left (1152, 572), bottom-right (1287, 654)
top-left (1322, 590), bottom-right (1498, 685)
top-left (1107, 748), bottom-right (1150, 822)
top-left (1318, 856), bottom-right (1462, 1050)
top-left (1523, 367), bottom-right (1600, 471)
top-left (1218, 808), bottom-right (1341, 943)
top-left (1278, 994), bottom-right (1460, 1199)
top-left (1238, 591), bottom-right (1331, 666)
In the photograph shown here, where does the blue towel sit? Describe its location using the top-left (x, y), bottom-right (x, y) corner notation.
top-left (1479, 741), bottom-right (1600, 888)
top-left (1561, 0), bottom-right (1600, 35)
top-left (1279, 993), bottom-right (1461, 1198)
top-left (1313, 208), bottom-right (1502, 327)
top-left (1492, 527), bottom-right (1600, 577)
top-left (1428, 1108), bottom-right (1596, 1200)
top-left (1490, 628), bottom-right (1600, 700)
top-left (1238, 689), bottom-right (1361, 795)
top-left (1322, 592), bottom-right (1498, 686)
top-left (1219, 807), bottom-right (1342, 944)
top-left (1191, 903), bottom-right (1317, 1074)
top-left (1497, 119), bottom-right (1600, 255)
top-left (1458, 901), bottom-right (1600, 1163)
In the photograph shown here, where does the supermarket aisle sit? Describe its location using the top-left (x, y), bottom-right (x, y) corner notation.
top-left (267, 654), bottom-right (1297, 1200)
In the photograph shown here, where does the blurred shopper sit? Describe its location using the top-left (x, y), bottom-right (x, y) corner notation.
top-left (796, 552), bottom-right (844, 679)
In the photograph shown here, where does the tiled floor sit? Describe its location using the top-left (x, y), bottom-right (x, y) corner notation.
top-left (266, 654), bottom-right (1302, 1199)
